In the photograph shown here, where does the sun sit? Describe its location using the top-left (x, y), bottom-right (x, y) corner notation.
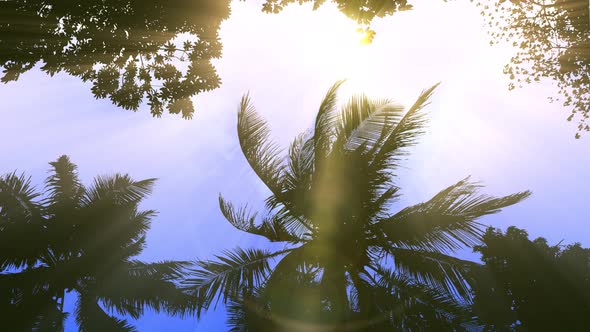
top-left (294, 7), bottom-right (373, 79)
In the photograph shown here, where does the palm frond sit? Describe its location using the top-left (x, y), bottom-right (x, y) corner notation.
top-left (74, 206), bottom-right (155, 262)
top-left (125, 209), bottom-right (156, 244)
top-left (0, 284), bottom-right (65, 332)
top-left (369, 264), bottom-right (475, 329)
top-left (97, 260), bottom-right (194, 319)
top-left (76, 293), bottom-right (137, 332)
top-left (218, 194), bottom-right (258, 233)
top-left (82, 174), bottom-right (156, 207)
top-left (219, 195), bottom-right (302, 243)
top-left (45, 155), bottom-right (84, 206)
top-left (335, 95), bottom-right (405, 151)
top-left (237, 94), bottom-right (284, 195)
top-left (313, 80), bottom-right (345, 164)
top-left (183, 247), bottom-right (291, 317)
top-left (386, 247), bottom-right (480, 301)
top-left (237, 94), bottom-right (314, 235)
top-left (376, 177), bottom-right (531, 253)
top-left (262, 243), bottom-right (316, 300)
top-left (369, 185), bottom-right (401, 220)
top-left (370, 83), bottom-right (440, 174)
top-left (286, 132), bottom-right (315, 184)
top-left (267, 204), bottom-right (313, 238)
top-left (226, 287), bottom-right (271, 332)
top-left (31, 307), bottom-right (68, 332)
top-left (282, 132), bottom-right (314, 203)
top-left (0, 172), bottom-right (46, 270)
top-left (0, 172), bottom-right (40, 220)
top-left (0, 267), bottom-right (54, 295)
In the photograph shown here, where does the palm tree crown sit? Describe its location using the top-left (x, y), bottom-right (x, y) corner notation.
top-left (185, 82), bottom-right (530, 331)
top-left (0, 156), bottom-right (193, 331)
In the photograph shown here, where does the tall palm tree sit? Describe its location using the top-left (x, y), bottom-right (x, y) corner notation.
top-left (184, 82), bottom-right (530, 331)
top-left (0, 156), bottom-right (193, 331)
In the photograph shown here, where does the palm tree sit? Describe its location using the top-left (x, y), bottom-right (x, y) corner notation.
top-left (0, 156), bottom-right (194, 331)
top-left (184, 81), bottom-right (530, 331)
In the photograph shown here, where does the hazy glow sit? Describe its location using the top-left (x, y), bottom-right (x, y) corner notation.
top-left (295, 7), bottom-right (371, 80)
top-left (3, 2), bottom-right (590, 330)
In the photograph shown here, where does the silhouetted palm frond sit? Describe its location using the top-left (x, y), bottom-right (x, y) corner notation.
top-left (237, 94), bottom-right (284, 195)
top-left (184, 247), bottom-right (292, 316)
top-left (0, 172), bottom-right (46, 270)
top-left (377, 177), bottom-right (531, 253)
top-left (45, 155), bottom-right (84, 206)
top-left (218, 195), bottom-right (303, 243)
top-left (76, 293), bottom-right (137, 332)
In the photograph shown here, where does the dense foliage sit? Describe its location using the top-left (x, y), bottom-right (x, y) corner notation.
top-left (473, 226), bottom-right (590, 331)
top-left (0, 0), bottom-right (230, 118)
top-left (478, 0), bottom-right (590, 137)
top-left (261, 0), bottom-right (413, 24)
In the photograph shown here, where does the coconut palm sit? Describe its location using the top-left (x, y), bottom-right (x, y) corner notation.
top-left (0, 156), bottom-right (193, 331)
top-left (184, 82), bottom-right (530, 330)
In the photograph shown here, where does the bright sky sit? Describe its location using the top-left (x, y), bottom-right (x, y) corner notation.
top-left (1, 1), bottom-right (589, 330)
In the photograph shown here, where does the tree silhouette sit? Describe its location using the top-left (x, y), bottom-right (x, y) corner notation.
top-left (260, 0), bottom-right (414, 42)
top-left (472, 226), bottom-right (590, 331)
top-left (183, 82), bottom-right (530, 330)
top-left (0, 0), bottom-right (230, 118)
top-left (0, 156), bottom-right (193, 331)
top-left (478, 0), bottom-right (590, 138)
top-left (261, 0), bottom-right (413, 24)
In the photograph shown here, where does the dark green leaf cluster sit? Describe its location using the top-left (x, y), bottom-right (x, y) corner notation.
top-left (477, 0), bottom-right (590, 137)
top-left (0, 0), bottom-right (230, 118)
top-left (0, 156), bottom-right (193, 331)
top-left (184, 82), bottom-right (530, 331)
top-left (473, 226), bottom-right (590, 331)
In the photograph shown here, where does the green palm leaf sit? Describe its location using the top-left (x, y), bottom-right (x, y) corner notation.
top-left (184, 247), bottom-right (291, 316)
top-left (0, 284), bottom-right (66, 332)
top-left (96, 260), bottom-right (193, 319)
top-left (218, 195), bottom-right (302, 243)
top-left (335, 95), bottom-right (404, 151)
top-left (281, 133), bottom-right (314, 213)
top-left (0, 172), bottom-right (40, 220)
top-left (376, 177), bottom-right (531, 253)
top-left (313, 80), bottom-right (345, 163)
top-left (226, 287), bottom-right (271, 332)
top-left (369, 83), bottom-right (440, 174)
top-left (237, 94), bottom-right (284, 195)
top-left (0, 172), bottom-right (46, 270)
top-left (82, 175), bottom-right (156, 207)
top-left (386, 247), bottom-right (479, 301)
top-left (45, 155), bottom-right (84, 206)
top-left (369, 264), bottom-right (474, 329)
top-left (76, 293), bottom-right (137, 332)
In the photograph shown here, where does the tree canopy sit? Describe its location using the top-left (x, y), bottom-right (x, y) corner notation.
top-left (0, 0), bottom-right (230, 118)
top-left (479, 0), bottom-right (590, 137)
top-left (472, 226), bottom-right (590, 331)
top-left (261, 0), bottom-right (413, 24)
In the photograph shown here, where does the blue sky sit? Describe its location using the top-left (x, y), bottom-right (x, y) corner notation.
top-left (1, 1), bottom-right (589, 330)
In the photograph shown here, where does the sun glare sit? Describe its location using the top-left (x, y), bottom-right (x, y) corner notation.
top-left (356, 28), bottom-right (375, 46)
top-left (291, 5), bottom-right (371, 70)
